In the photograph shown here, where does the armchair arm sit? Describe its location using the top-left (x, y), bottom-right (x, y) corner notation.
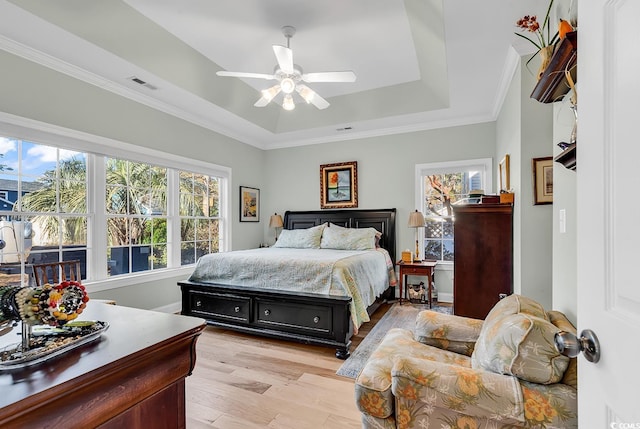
top-left (391, 357), bottom-right (524, 424)
top-left (391, 357), bottom-right (578, 428)
top-left (414, 310), bottom-right (483, 356)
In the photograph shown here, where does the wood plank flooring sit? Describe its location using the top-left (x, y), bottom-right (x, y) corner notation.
top-left (185, 302), bottom-right (393, 428)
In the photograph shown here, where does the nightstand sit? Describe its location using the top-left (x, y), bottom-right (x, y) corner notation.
top-left (397, 260), bottom-right (437, 306)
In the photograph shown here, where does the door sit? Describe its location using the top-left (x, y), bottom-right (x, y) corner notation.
top-left (579, 0), bottom-right (640, 425)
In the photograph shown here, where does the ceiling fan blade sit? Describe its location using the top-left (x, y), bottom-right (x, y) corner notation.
top-left (254, 84), bottom-right (281, 107)
top-left (216, 71), bottom-right (275, 80)
top-left (302, 71), bottom-right (356, 83)
top-left (296, 84), bottom-right (330, 110)
top-left (254, 97), bottom-right (271, 107)
top-left (272, 45), bottom-right (294, 74)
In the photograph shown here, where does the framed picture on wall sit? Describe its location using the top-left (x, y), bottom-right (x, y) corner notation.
top-left (319, 161), bottom-right (358, 209)
top-left (239, 186), bottom-right (260, 222)
top-left (532, 157), bottom-right (553, 205)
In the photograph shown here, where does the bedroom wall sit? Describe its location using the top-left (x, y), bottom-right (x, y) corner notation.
top-left (262, 122), bottom-right (497, 301)
top-left (496, 51), bottom-right (522, 299)
top-left (552, 101), bottom-right (578, 323)
top-left (519, 58), bottom-right (554, 310)
top-left (496, 51), bottom-right (554, 310)
top-left (0, 50), bottom-right (265, 311)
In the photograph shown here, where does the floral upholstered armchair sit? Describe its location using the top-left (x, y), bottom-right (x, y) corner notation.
top-left (355, 294), bottom-right (578, 428)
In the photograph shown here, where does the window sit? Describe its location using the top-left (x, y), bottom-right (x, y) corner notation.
top-left (415, 159), bottom-right (492, 262)
top-left (0, 132), bottom-right (229, 288)
top-left (105, 158), bottom-right (168, 276)
top-left (0, 139), bottom-right (89, 284)
top-left (179, 172), bottom-right (220, 265)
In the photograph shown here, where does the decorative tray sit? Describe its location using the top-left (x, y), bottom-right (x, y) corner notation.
top-left (0, 320), bottom-right (108, 370)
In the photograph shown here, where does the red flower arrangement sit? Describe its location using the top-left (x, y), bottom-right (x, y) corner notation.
top-left (514, 0), bottom-right (559, 52)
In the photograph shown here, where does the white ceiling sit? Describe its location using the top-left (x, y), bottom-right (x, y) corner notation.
top-left (0, 0), bottom-right (550, 150)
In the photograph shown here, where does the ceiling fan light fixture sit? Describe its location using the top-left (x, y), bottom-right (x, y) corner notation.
top-left (216, 25), bottom-right (355, 111)
top-left (280, 77), bottom-right (296, 94)
top-left (297, 85), bottom-right (314, 104)
top-left (282, 94), bottom-right (295, 111)
top-left (261, 85), bottom-right (281, 102)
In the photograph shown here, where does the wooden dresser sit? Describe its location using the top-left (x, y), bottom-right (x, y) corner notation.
top-left (0, 303), bottom-right (205, 429)
top-left (453, 203), bottom-right (513, 319)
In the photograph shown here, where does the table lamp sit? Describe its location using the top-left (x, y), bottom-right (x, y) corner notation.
top-left (269, 213), bottom-right (284, 243)
top-left (408, 209), bottom-right (425, 262)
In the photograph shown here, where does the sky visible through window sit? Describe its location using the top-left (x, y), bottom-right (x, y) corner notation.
top-left (0, 137), bottom-right (82, 180)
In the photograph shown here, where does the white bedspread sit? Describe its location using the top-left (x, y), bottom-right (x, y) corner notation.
top-left (188, 247), bottom-right (394, 330)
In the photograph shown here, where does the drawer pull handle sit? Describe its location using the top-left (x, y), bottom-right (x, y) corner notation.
top-left (234, 306), bottom-right (240, 313)
top-left (195, 300), bottom-right (202, 307)
top-left (264, 309), bottom-right (271, 316)
top-left (313, 316), bottom-right (320, 324)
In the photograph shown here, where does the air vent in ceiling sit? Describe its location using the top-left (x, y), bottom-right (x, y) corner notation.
top-left (127, 76), bottom-right (158, 90)
top-left (336, 126), bottom-right (353, 132)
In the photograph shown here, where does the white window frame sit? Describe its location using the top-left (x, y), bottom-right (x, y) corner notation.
top-left (0, 114), bottom-right (231, 293)
top-left (415, 158), bottom-right (493, 266)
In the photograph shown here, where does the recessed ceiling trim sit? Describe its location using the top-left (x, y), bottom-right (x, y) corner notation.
top-left (490, 47), bottom-right (521, 119)
top-left (266, 112), bottom-right (496, 150)
top-left (0, 33), bottom-right (269, 150)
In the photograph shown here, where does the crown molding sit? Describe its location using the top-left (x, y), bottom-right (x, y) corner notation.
top-left (0, 34), bottom-right (267, 150)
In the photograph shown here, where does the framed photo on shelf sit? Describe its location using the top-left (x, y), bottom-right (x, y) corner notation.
top-left (532, 157), bottom-right (553, 205)
top-left (319, 161), bottom-right (358, 209)
top-left (499, 154), bottom-right (510, 191)
top-left (239, 186), bottom-right (260, 222)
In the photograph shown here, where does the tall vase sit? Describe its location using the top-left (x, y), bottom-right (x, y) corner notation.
top-left (537, 45), bottom-right (555, 80)
top-left (569, 104), bottom-right (577, 144)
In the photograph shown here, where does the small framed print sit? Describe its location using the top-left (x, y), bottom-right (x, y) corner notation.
top-left (532, 157), bottom-right (553, 205)
top-left (320, 161), bottom-right (358, 209)
top-left (239, 186), bottom-right (260, 222)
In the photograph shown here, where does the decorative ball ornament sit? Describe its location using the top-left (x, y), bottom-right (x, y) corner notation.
top-left (0, 281), bottom-right (89, 326)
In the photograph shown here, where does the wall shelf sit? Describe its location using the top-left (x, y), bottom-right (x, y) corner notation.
top-left (531, 31), bottom-right (577, 103)
top-left (554, 143), bottom-right (577, 171)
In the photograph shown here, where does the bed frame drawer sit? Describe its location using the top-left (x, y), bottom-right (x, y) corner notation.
top-left (255, 298), bottom-right (332, 334)
top-left (188, 291), bottom-right (250, 323)
top-left (179, 280), bottom-right (358, 359)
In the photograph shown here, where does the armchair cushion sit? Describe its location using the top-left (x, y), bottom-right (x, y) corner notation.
top-left (414, 310), bottom-right (484, 356)
top-left (472, 312), bottom-right (570, 384)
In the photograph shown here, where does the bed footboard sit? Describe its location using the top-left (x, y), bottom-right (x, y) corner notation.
top-left (179, 280), bottom-right (354, 359)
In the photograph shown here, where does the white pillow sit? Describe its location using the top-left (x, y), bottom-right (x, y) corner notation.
top-left (272, 223), bottom-right (326, 249)
top-left (320, 225), bottom-right (378, 250)
top-left (327, 223), bottom-right (383, 247)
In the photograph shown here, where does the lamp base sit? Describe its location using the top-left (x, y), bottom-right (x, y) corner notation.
top-left (412, 259), bottom-right (422, 263)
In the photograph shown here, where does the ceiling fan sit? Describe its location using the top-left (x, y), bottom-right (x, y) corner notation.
top-left (216, 26), bottom-right (356, 111)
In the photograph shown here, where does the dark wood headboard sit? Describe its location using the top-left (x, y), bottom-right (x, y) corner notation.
top-left (283, 208), bottom-right (397, 263)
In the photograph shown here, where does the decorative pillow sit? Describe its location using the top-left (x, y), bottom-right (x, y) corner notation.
top-left (272, 223), bottom-right (326, 249)
top-left (471, 312), bottom-right (569, 384)
top-left (328, 222), bottom-right (383, 247)
top-left (320, 225), bottom-right (378, 250)
top-left (484, 294), bottom-right (549, 325)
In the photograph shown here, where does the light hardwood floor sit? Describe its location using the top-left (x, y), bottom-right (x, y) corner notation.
top-left (185, 302), bottom-right (393, 429)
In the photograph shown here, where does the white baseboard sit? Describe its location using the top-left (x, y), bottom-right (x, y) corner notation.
top-left (438, 292), bottom-right (453, 303)
top-left (153, 301), bottom-right (182, 314)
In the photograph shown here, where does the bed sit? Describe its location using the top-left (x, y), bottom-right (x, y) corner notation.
top-left (178, 208), bottom-right (396, 359)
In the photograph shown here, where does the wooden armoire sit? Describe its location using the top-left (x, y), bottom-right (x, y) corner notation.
top-left (452, 203), bottom-right (513, 319)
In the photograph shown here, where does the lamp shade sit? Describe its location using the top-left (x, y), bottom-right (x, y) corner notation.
top-left (408, 210), bottom-right (425, 228)
top-left (269, 213), bottom-right (284, 228)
